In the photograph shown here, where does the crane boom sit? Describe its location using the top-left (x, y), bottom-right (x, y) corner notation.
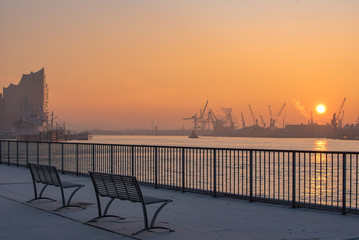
top-left (248, 105), bottom-right (255, 122)
top-left (331, 98), bottom-right (347, 128)
top-left (268, 105), bottom-right (274, 129)
top-left (260, 115), bottom-right (266, 128)
top-left (209, 109), bottom-right (218, 121)
top-left (276, 103), bottom-right (286, 119)
top-left (200, 100), bottom-right (209, 119)
top-left (271, 103), bottom-right (286, 129)
top-left (241, 112), bottom-right (246, 128)
top-left (339, 110), bottom-right (345, 127)
top-left (336, 98), bottom-right (346, 121)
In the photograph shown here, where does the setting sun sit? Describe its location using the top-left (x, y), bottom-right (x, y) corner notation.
top-left (316, 104), bottom-right (326, 114)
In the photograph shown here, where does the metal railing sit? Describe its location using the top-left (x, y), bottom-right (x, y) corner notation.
top-left (1, 140), bottom-right (359, 215)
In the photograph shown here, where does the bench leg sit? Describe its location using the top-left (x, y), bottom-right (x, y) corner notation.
top-left (66, 186), bottom-right (83, 206)
top-left (55, 186), bottom-right (84, 211)
top-left (132, 201), bottom-right (174, 235)
top-left (103, 198), bottom-right (115, 216)
top-left (88, 197), bottom-right (125, 222)
top-left (27, 183), bottom-right (55, 203)
top-left (150, 201), bottom-right (171, 228)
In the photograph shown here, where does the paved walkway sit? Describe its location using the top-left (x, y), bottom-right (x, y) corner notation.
top-left (1, 164), bottom-right (359, 240)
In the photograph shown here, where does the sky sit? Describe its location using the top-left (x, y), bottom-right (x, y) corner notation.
top-left (1, 0), bottom-right (359, 130)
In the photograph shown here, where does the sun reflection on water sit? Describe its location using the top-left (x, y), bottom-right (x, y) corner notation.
top-left (314, 139), bottom-right (328, 151)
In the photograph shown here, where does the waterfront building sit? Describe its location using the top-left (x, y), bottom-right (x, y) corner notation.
top-left (0, 68), bottom-right (49, 133)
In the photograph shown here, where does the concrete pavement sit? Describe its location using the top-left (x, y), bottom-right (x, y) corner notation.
top-left (1, 164), bottom-right (359, 240)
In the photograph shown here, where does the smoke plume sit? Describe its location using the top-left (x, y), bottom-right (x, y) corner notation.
top-left (292, 99), bottom-right (309, 119)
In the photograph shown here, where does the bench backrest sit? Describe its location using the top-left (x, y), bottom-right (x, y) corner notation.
top-left (28, 163), bottom-right (62, 187)
top-left (89, 171), bottom-right (143, 203)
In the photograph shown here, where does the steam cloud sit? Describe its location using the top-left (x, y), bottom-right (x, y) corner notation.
top-left (292, 99), bottom-right (309, 119)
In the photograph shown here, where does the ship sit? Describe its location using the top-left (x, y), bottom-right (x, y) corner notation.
top-left (12, 116), bottom-right (44, 141)
top-left (188, 131), bottom-right (199, 138)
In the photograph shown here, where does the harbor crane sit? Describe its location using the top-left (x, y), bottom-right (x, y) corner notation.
top-left (268, 105), bottom-right (273, 117)
top-left (183, 100), bottom-right (209, 131)
top-left (200, 100), bottom-right (209, 129)
top-left (221, 108), bottom-right (235, 129)
top-left (206, 109), bottom-right (218, 130)
top-left (271, 103), bottom-right (286, 130)
top-left (260, 115), bottom-right (266, 128)
top-left (331, 98), bottom-right (346, 128)
top-left (248, 105), bottom-right (258, 126)
top-left (241, 112), bottom-right (246, 128)
top-left (268, 105), bottom-right (273, 129)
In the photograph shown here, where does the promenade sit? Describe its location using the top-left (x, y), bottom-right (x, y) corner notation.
top-left (1, 164), bottom-right (359, 240)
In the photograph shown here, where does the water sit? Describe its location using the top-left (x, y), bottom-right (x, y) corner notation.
top-left (78, 135), bottom-right (359, 152)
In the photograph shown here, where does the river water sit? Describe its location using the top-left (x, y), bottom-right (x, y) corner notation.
top-left (60, 135), bottom-right (359, 210)
top-left (3, 135), bottom-right (359, 210)
top-left (81, 135), bottom-right (359, 152)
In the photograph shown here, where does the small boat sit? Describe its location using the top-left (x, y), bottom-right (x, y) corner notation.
top-left (188, 131), bottom-right (199, 138)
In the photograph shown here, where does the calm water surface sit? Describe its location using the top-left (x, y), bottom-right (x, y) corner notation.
top-left (79, 135), bottom-right (359, 152)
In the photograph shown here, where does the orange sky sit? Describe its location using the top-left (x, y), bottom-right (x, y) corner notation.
top-left (1, 1), bottom-right (359, 130)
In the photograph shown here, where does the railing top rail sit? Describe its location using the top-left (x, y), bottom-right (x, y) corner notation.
top-left (1, 139), bottom-right (359, 155)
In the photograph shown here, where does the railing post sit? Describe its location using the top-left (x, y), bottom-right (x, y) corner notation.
top-left (26, 142), bottom-right (28, 167)
top-left (92, 144), bottom-right (95, 171)
top-left (0, 140), bottom-right (2, 164)
top-left (8, 141), bottom-right (10, 166)
top-left (213, 149), bottom-right (217, 197)
top-left (131, 146), bottom-right (135, 176)
top-left (342, 153), bottom-right (347, 215)
top-left (36, 142), bottom-right (39, 164)
top-left (76, 144), bottom-right (79, 176)
top-left (111, 145), bottom-right (114, 174)
top-left (250, 150), bottom-right (253, 203)
top-left (48, 142), bottom-right (51, 165)
top-left (182, 148), bottom-right (185, 193)
top-left (155, 146), bottom-right (158, 189)
top-left (61, 143), bottom-right (64, 174)
top-left (16, 141), bottom-right (19, 167)
top-left (292, 151), bottom-right (296, 208)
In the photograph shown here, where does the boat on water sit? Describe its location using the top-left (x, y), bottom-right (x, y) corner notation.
top-left (189, 131), bottom-right (199, 138)
top-left (0, 128), bottom-right (16, 139)
top-left (12, 116), bottom-right (44, 141)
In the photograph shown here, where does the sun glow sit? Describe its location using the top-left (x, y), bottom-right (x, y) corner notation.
top-left (316, 104), bottom-right (326, 114)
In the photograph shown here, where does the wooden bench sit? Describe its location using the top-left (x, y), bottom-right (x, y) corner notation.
top-left (89, 171), bottom-right (174, 235)
top-left (27, 163), bottom-right (85, 210)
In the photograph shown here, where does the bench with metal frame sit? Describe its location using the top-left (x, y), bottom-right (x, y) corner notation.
top-left (89, 171), bottom-right (174, 235)
top-left (27, 163), bottom-right (85, 210)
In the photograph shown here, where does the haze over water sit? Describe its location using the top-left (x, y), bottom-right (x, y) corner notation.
top-left (80, 135), bottom-right (359, 152)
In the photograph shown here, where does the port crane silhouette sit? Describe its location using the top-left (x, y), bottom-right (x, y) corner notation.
top-left (331, 98), bottom-right (346, 128)
top-left (183, 100), bottom-right (209, 131)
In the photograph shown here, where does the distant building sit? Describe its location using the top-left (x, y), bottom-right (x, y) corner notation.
top-left (0, 93), bottom-right (5, 129)
top-left (0, 68), bottom-right (49, 131)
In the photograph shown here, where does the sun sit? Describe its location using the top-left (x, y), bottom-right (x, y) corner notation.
top-left (316, 104), bottom-right (326, 114)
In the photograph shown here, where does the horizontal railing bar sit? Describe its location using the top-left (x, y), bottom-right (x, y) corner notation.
top-left (1, 139), bottom-right (359, 154)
